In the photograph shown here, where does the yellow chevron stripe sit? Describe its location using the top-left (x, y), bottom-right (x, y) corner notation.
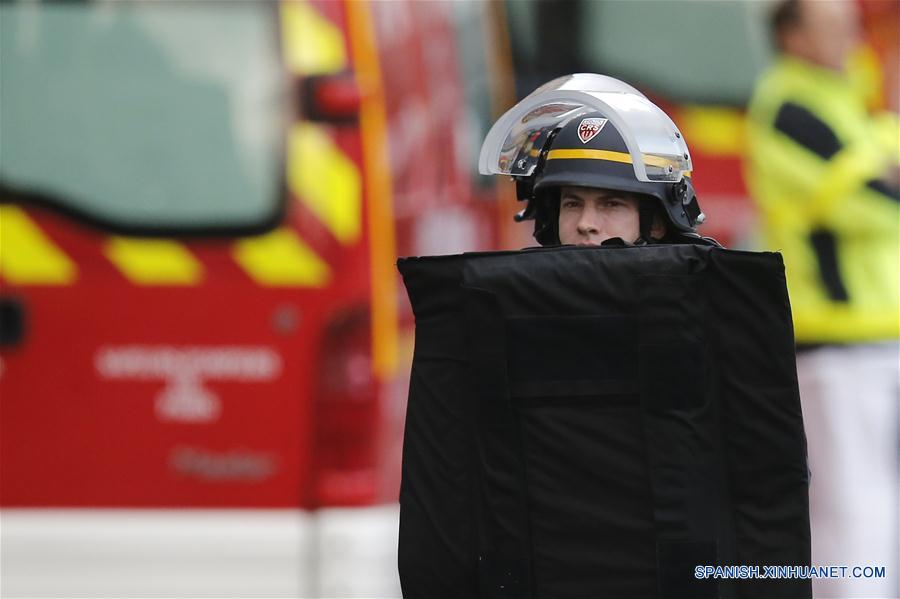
top-left (288, 122), bottom-right (362, 245)
top-left (675, 105), bottom-right (745, 156)
top-left (0, 205), bottom-right (77, 285)
top-left (104, 238), bottom-right (202, 285)
top-left (280, 1), bottom-right (347, 75)
top-left (233, 228), bottom-right (330, 287)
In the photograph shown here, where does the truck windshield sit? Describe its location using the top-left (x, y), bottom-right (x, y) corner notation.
top-left (506, 0), bottom-right (772, 105)
top-left (0, 1), bottom-right (284, 233)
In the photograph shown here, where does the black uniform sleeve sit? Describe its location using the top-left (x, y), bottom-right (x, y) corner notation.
top-left (773, 102), bottom-right (842, 159)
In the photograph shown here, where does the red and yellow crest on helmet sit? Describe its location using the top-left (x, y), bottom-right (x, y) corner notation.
top-left (577, 117), bottom-right (607, 144)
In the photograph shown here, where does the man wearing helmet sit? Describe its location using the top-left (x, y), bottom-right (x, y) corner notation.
top-left (520, 112), bottom-right (684, 245)
top-left (480, 76), bottom-right (709, 248)
top-left (398, 72), bottom-right (811, 598)
top-left (521, 108), bottom-right (698, 247)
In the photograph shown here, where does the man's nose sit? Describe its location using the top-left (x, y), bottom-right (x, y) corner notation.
top-left (577, 212), bottom-right (601, 235)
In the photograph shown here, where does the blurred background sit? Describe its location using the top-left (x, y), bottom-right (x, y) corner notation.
top-left (0, 0), bottom-right (896, 597)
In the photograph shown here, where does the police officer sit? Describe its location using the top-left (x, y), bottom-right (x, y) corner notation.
top-left (398, 73), bottom-right (814, 598)
top-left (398, 73), bottom-right (810, 597)
top-left (479, 73), bottom-right (710, 248)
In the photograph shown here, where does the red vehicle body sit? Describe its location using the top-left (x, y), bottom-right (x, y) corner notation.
top-left (10, 1), bottom-right (888, 595)
top-left (0, 1), bottom-right (514, 595)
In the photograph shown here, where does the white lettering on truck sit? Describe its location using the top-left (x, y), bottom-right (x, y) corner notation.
top-left (95, 345), bottom-right (282, 423)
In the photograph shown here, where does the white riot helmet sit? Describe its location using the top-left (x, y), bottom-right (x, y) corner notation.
top-left (479, 74), bottom-right (707, 245)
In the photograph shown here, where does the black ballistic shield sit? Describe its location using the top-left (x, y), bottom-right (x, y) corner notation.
top-left (397, 244), bottom-right (811, 599)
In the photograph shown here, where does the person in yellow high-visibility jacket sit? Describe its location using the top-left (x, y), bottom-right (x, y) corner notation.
top-left (745, 1), bottom-right (899, 597)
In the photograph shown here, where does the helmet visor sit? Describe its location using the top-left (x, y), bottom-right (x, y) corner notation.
top-left (479, 74), bottom-right (692, 183)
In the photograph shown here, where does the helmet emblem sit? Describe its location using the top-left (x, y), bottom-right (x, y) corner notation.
top-left (577, 118), bottom-right (608, 144)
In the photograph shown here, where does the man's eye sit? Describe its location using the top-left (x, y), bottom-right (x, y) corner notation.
top-left (604, 200), bottom-right (624, 208)
top-left (562, 200), bottom-right (580, 209)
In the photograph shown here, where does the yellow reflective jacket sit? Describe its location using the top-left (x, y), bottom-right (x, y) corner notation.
top-left (745, 56), bottom-right (900, 343)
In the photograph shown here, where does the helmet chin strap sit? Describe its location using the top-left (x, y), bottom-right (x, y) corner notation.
top-left (635, 198), bottom-right (657, 245)
top-left (533, 190), bottom-right (561, 246)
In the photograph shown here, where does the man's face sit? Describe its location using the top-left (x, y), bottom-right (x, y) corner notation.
top-left (786, 0), bottom-right (860, 72)
top-left (557, 186), bottom-right (643, 245)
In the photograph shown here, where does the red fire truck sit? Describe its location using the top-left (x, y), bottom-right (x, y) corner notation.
top-left (0, 1), bottom-right (518, 595)
top-left (7, 1), bottom-right (890, 596)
